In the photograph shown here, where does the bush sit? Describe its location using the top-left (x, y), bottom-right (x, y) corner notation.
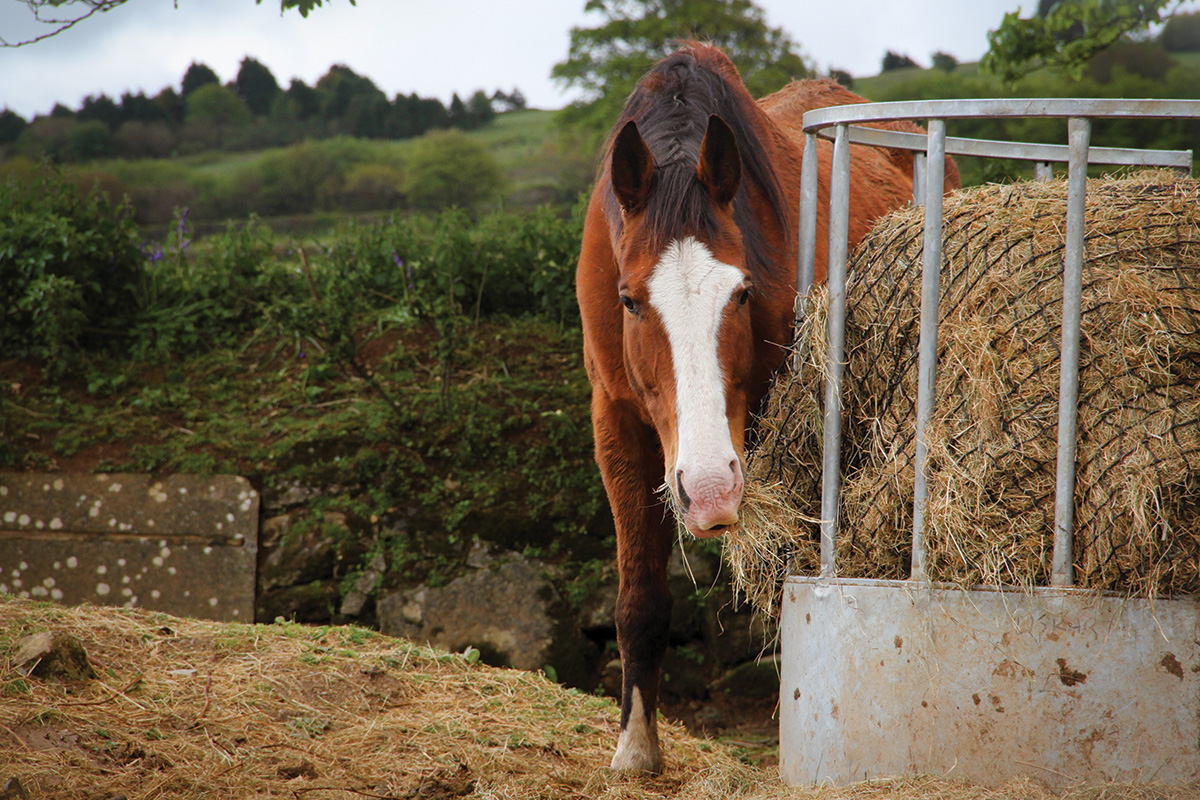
top-left (340, 163), bottom-right (405, 211)
top-left (315, 203), bottom-right (582, 324)
top-left (0, 167), bottom-right (143, 369)
top-left (134, 216), bottom-right (286, 359)
top-left (237, 141), bottom-right (345, 216)
top-left (113, 121), bottom-right (178, 159)
top-left (403, 130), bottom-right (503, 211)
top-left (1085, 41), bottom-right (1176, 83)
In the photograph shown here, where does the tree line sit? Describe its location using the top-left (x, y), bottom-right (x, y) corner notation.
top-left (0, 56), bottom-right (527, 163)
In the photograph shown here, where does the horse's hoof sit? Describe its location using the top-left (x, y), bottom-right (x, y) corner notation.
top-left (610, 745), bottom-right (663, 774)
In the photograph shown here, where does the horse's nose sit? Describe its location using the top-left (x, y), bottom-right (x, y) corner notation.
top-left (675, 470), bottom-right (692, 512)
top-left (675, 459), bottom-right (743, 536)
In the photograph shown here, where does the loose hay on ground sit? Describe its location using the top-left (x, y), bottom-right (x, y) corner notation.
top-left (1, 598), bottom-right (1190, 800)
top-left (735, 173), bottom-right (1200, 611)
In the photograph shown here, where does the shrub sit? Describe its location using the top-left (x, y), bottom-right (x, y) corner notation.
top-left (0, 167), bottom-right (143, 369)
top-left (403, 130), bottom-right (503, 211)
top-left (64, 121), bottom-right (116, 162)
top-left (14, 116), bottom-right (76, 162)
top-left (237, 141), bottom-right (345, 215)
top-left (113, 121), bottom-right (177, 159)
top-left (132, 212), bottom-right (288, 359)
top-left (340, 163), bottom-right (405, 211)
top-left (1085, 41), bottom-right (1176, 83)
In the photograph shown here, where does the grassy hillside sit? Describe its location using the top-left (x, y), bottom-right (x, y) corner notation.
top-left (2, 109), bottom-right (593, 237)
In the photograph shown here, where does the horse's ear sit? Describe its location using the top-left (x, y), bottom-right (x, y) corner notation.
top-left (697, 115), bottom-right (741, 206)
top-left (611, 120), bottom-right (655, 213)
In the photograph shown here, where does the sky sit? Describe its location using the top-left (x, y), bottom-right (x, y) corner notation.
top-left (0, 0), bottom-right (1195, 120)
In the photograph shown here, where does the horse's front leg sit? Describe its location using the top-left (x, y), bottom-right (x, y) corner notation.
top-left (593, 398), bottom-right (675, 773)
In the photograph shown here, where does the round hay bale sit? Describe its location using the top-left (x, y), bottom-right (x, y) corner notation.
top-left (730, 172), bottom-right (1200, 615)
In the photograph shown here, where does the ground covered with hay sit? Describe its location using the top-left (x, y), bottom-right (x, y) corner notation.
top-left (1, 597), bottom-right (1193, 800)
top-left (732, 173), bottom-right (1200, 612)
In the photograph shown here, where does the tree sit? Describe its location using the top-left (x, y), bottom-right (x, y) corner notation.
top-left (181, 62), bottom-right (221, 98)
top-left (447, 93), bottom-right (468, 129)
top-left (981, 0), bottom-right (1182, 83)
top-left (151, 87), bottom-right (185, 126)
top-left (285, 78), bottom-right (320, 119)
top-left (77, 93), bottom-right (122, 131)
top-left (313, 65), bottom-right (391, 137)
top-left (491, 88), bottom-right (527, 112)
top-left (0, 109), bottom-right (28, 145)
top-left (931, 51), bottom-right (959, 72)
top-left (881, 51), bottom-right (920, 72)
top-left (1161, 11), bottom-right (1200, 51)
top-left (64, 120), bottom-right (115, 161)
top-left (185, 84), bottom-right (253, 127)
top-left (183, 84), bottom-right (252, 150)
top-left (2, 1), bottom-right (356, 46)
top-left (551, 0), bottom-right (811, 137)
top-left (235, 57), bottom-right (281, 115)
top-left (119, 91), bottom-right (170, 126)
top-left (828, 68), bottom-right (853, 87)
top-left (466, 90), bottom-right (496, 129)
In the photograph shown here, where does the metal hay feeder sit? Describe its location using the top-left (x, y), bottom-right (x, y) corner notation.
top-left (781, 98), bottom-right (1200, 789)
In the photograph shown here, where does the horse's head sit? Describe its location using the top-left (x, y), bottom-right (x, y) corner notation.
top-left (609, 115), bottom-right (756, 538)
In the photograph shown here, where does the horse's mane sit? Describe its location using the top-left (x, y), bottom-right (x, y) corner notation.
top-left (604, 43), bottom-right (790, 283)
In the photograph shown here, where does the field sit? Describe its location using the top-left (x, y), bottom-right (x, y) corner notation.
top-left (2, 597), bottom-right (1190, 800)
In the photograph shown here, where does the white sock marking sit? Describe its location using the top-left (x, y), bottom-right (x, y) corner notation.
top-left (611, 686), bottom-right (662, 773)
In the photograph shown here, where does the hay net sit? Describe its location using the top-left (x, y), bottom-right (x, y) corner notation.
top-left (728, 172), bottom-right (1200, 616)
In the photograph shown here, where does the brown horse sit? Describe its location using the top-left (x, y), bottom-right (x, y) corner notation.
top-left (576, 43), bottom-right (958, 772)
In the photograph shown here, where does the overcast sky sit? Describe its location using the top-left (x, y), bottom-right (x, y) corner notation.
top-left (0, 0), bottom-right (1196, 119)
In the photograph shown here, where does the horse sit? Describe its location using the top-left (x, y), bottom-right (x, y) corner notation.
top-left (575, 43), bottom-right (960, 773)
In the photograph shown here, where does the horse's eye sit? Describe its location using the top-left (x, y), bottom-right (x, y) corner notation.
top-left (738, 289), bottom-right (751, 307)
top-left (621, 295), bottom-right (638, 314)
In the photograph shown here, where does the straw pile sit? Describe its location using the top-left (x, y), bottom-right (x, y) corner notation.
top-left (1, 597), bottom-right (1187, 800)
top-left (729, 172), bottom-right (1200, 614)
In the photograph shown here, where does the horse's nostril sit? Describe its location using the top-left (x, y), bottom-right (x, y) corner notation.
top-left (675, 470), bottom-right (692, 512)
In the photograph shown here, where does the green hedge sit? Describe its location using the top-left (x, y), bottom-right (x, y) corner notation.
top-left (0, 166), bottom-right (584, 375)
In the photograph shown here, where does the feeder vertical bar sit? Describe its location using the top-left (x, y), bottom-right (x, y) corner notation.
top-left (912, 152), bottom-right (926, 207)
top-left (797, 131), bottom-right (819, 299)
top-left (911, 118), bottom-right (947, 581)
top-left (1051, 117), bottom-right (1091, 588)
top-left (1034, 161), bottom-right (1053, 181)
top-left (819, 123), bottom-right (852, 578)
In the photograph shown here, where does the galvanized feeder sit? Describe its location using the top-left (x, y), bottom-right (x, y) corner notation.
top-left (780, 98), bottom-right (1200, 789)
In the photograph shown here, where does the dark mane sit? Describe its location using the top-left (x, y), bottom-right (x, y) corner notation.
top-left (604, 44), bottom-right (790, 283)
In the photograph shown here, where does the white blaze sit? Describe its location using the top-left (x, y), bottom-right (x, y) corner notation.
top-left (646, 237), bottom-right (743, 488)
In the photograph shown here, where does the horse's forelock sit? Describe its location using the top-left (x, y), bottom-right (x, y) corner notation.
top-left (603, 44), bottom-right (789, 284)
